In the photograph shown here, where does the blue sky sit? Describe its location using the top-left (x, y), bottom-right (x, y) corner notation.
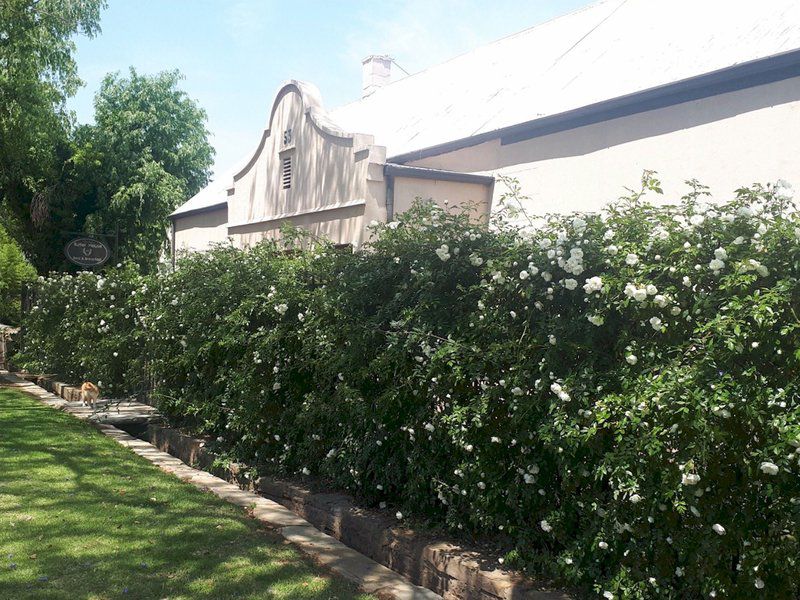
top-left (69, 0), bottom-right (592, 178)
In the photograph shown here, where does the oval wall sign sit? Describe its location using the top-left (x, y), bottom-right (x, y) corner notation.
top-left (64, 237), bottom-right (111, 267)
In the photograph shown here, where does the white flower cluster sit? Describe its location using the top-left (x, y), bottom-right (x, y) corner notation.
top-left (740, 259), bottom-right (769, 277)
top-left (624, 283), bottom-right (657, 302)
top-left (550, 382), bottom-right (570, 402)
top-left (435, 244), bottom-right (451, 261)
top-left (583, 276), bottom-right (603, 294)
top-left (561, 247), bottom-right (585, 276)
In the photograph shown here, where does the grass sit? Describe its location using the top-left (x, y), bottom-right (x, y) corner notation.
top-left (0, 386), bottom-right (374, 600)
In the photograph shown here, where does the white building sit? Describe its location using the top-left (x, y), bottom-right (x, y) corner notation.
top-left (171, 0), bottom-right (800, 254)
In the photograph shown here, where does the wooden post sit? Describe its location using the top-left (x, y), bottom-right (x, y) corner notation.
top-left (0, 332), bottom-right (6, 370)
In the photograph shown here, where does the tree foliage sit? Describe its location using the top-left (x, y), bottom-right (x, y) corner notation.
top-left (1, 3), bottom-right (213, 274)
top-left (78, 68), bottom-right (214, 272)
top-left (0, 222), bottom-right (36, 324)
top-left (0, 0), bottom-right (105, 270)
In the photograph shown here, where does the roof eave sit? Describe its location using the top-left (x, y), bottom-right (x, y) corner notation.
top-left (169, 201), bottom-right (228, 221)
top-left (388, 47), bottom-right (800, 164)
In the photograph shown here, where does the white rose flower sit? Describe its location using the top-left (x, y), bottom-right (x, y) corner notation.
top-left (755, 578), bottom-right (765, 589)
top-left (598, 541), bottom-right (609, 550)
top-left (630, 494), bottom-right (642, 504)
top-left (689, 214), bottom-right (705, 226)
top-left (759, 461), bottom-right (779, 475)
top-left (712, 523), bottom-right (726, 535)
top-left (606, 244), bottom-right (619, 255)
top-left (469, 254), bottom-right (484, 266)
top-left (435, 244), bottom-right (451, 261)
top-left (564, 278), bottom-right (578, 290)
top-left (583, 276), bottom-right (603, 294)
top-left (540, 519), bottom-right (553, 532)
top-left (626, 354), bottom-right (638, 365)
top-left (274, 303), bottom-right (288, 315)
top-left (396, 511), bottom-right (403, 520)
top-left (633, 288), bottom-right (648, 302)
top-left (682, 472), bottom-right (701, 486)
top-left (709, 258), bottom-right (725, 271)
top-left (625, 253), bottom-right (639, 265)
top-left (587, 314), bottom-right (604, 326)
top-left (645, 284), bottom-right (658, 295)
top-left (519, 270), bottom-right (529, 280)
top-left (511, 387), bottom-right (524, 396)
top-left (649, 316), bottom-right (662, 331)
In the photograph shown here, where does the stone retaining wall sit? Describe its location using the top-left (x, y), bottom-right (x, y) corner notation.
top-left (146, 423), bottom-right (569, 600)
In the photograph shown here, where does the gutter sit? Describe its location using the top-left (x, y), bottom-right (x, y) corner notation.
top-left (388, 47), bottom-right (800, 164)
top-left (384, 163), bottom-right (494, 185)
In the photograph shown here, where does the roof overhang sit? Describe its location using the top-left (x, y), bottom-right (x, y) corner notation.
top-left (388, 47), bottom-right (800, 164)
top-left (169, 201), bottom-right (228, 221)
top-left (384, 163), bottom-right (494, 185)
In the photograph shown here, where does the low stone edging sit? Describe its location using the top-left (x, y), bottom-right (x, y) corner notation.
top-left (2, 371), bottom-right (440, 600)
top-left (13, 373), bottom-right (571, 600)
top-left (146, 427), bottom-right (569, 600)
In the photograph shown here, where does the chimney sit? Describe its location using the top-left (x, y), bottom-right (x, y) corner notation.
top-left (361, 55), bottom-right (392, 97)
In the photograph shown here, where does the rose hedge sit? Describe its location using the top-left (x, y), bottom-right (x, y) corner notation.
top-left (15, 178), bottom-right (800, 599)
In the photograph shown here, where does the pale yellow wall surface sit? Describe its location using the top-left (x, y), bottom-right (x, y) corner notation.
top-left (392, 177), bottom-right (493, 219)
top-left (173, 208), bottom-right (229, 253)
top-left (409, 78), bottom-right (800, 215)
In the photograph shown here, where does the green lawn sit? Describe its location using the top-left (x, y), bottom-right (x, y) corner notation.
top-left (0, 386), bottom-right (373, 600)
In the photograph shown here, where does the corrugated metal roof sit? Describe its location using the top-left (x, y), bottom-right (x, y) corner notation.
top-left (171, 165), bottom-right (235, 217)
top-left (330, 0), bottom-right (800, 158)
top-left (173, 0), bottom-right (800, 217)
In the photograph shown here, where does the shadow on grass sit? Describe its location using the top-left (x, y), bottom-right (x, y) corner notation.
top-left (0, 388), bottom-right (372, 600)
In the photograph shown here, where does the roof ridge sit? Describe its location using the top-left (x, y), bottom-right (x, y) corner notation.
top-left (331, 0), bottom-right (622, 113)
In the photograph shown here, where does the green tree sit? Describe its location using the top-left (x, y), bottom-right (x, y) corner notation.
top-left (0, 222), bottom-right (36, 324)
top-left (79, 68), bottom-right (214, 272)
top-left (0, 0), bottom-right (106, 271)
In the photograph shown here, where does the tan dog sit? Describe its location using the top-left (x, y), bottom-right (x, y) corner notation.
top-left (80, 382), bottom-right (100, 408)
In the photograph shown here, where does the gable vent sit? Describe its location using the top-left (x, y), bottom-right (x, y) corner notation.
top-left (281, 155), bottom-right (292, 189)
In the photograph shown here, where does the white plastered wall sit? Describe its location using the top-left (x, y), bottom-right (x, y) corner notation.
top-left (227, 83), bottom-right (387, 248)
top-left (408, 77), bottom-right (800, 215)
top-left (173, 207), bottom-right (229, 253)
